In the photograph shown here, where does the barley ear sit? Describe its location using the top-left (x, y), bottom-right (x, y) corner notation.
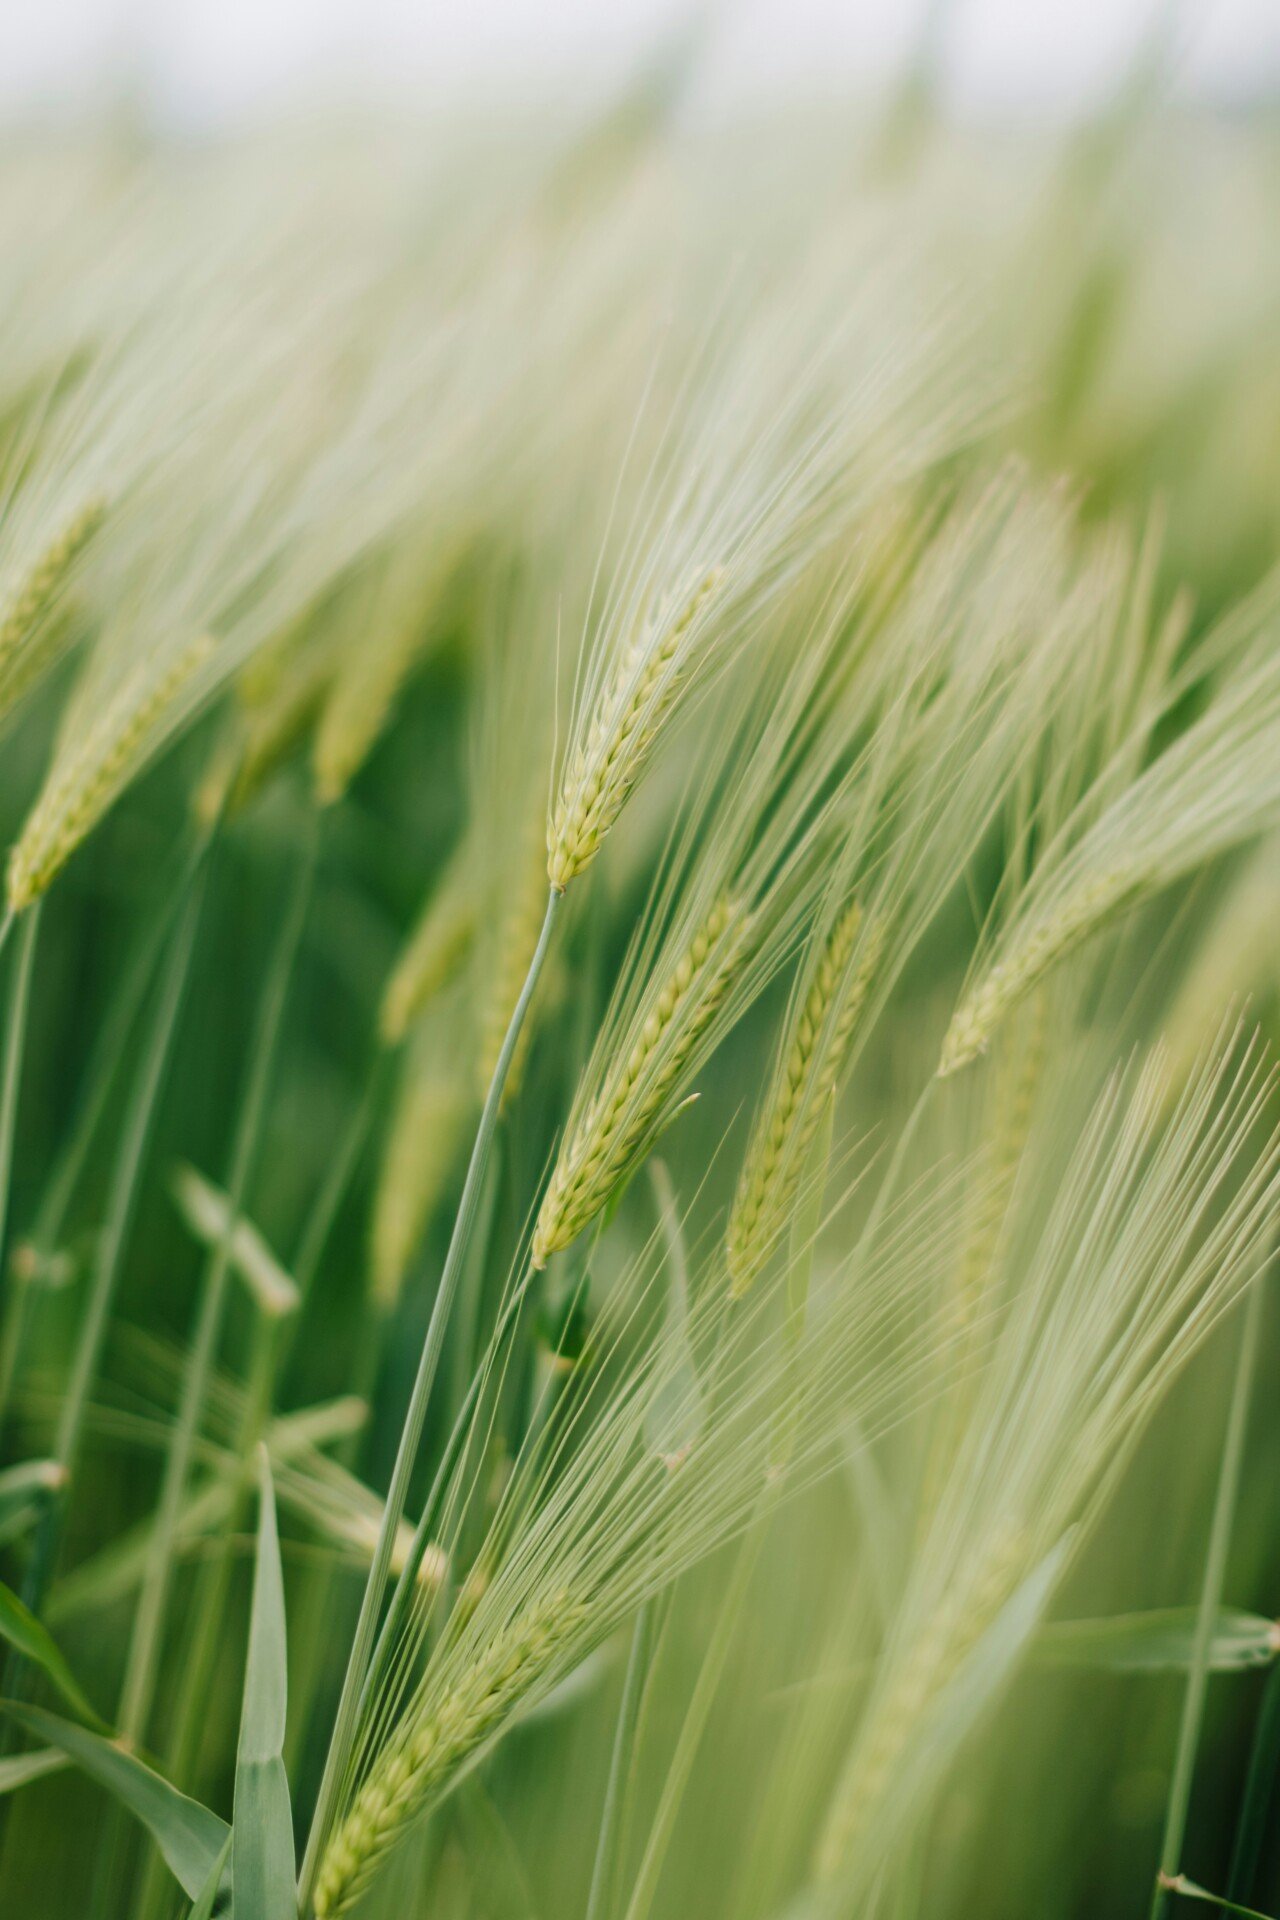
top-left (531, 892), bottom-right (749, 1267)
top-left (546, 567), bottom-right (725, 893)
top-left (726, 905), bottom-right (883, 1297)
top-left (8, 635), bottom-right (217, 912)
top-left (0, 497), bottom-right (107, 678)
top-left (939, 867), bottom-right (1138, 1076)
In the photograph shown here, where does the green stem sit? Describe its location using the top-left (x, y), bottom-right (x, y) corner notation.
top-left (0, 905), bottom-right (42, 1303)
top-left (29, 835), bottom-right (208, 1266)
top-left (115, 826), bottom-right (317, 1746)
top-left (0, 863), bottom-right (203, 1794)
top-left (299, 884), bottom-right (562, 1911)
top-left (585, 1602), bottom-right (654, 1920)
top-left (0, 841), bottom-right (208, 1430)
top-left (0, 840), bottom-right (208, 1428)
top-left (1150, 1274), bottom-right (1266, 1920)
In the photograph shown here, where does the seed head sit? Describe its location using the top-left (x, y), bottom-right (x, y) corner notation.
top-left (547, 567), bottom-right (725, 893)
top-left (314, 1591), bottom-right (585, 1917)
top-left (0, 496), bottom-right (107, 677)
top-left (532, 893), bottom-right (750, 1267)
top-left (727, 904), bottom-right (884, 1296)
top-left (8, 633), bottom-right (216, 911)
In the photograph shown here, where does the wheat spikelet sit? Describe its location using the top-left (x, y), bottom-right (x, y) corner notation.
top-left (532, 893), bottom-right (750, 1266)
top-left (939, 866), bottom-right (1137, 1075)
top-left (946, 987), bottom-right (1047, 1342)
top-left (379, 848), bottom-right (479, 1044)
top-left (312, 545), bottom-right (462, 806)
top-left (314, 1589), bottom-right (586, 1917)
top-left (815, 1523), bottom-right (1027, 1879)
top-left (916, 992), bottom-right (1049, 1529)
top-left (8, 633), bottom-right (216, 911)
top-left (379, 854), bottom-right (476, 1045)
top-left (726, 903), bottom-right (886, 1296)
top-left (196, 630), bottom-right (342, 825)
top-left (312, 611), bottom-right (425, 806)
top-left (546, 566), bottom-right (724, 893)
top-left (370, 1043), bottom-right (471, 1311)
top-left (0, 495), bottom-right (106, 676)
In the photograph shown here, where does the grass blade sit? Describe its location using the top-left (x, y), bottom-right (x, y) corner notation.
top-left (233, 1450), bottom-right (295, 1920)
top-left (188, 1833), bottom-right (233, 1920)
top-left (0, 1747), bottom-right (67, 1796)
top-left (0, 1581), bottom-right (108, 1731)
top-left (1039, 1608), bottom-right (1280, 1675)
top-left (0, 1703), bottom-right (228, 1899)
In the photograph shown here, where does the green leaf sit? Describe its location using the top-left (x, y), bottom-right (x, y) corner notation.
top-left (233, 1449), bottom-right (295, 1920)
top-left (1040, 1607), bottom-right (1279, 1674)
top-left (0, 1747), bottom-right (67, 1796)
top-left (188, 1832), bottom-right (233, 1920)
top-left (0, 1703), bottom-right (228, 1899)
top-left (1160, 1872), bottom-right (1277, 1919)
top-left (0, 1579), bottom-right (109, 1730)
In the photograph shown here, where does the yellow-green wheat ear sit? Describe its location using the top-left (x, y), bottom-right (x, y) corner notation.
top-left (726, 904), bottom-right (883, 1297)
top-left (531, 892), bottom-right (750, 1268)
top-left (546, 566), bottom-right (725, 893)
top-left (938, 868), bottom-right (1138, 1076)
top-left (313, 1591), bottom-right (586, 1916)
top-left (379, 859), bottom-right (476, 1046)
top-left (0, 496), bottom-right (108, 676)
top-left (7, 634), bottom-right (216, 913)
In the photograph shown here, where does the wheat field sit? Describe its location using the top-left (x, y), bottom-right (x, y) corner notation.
top-left (0, 48), bottom-right (1279, 1920)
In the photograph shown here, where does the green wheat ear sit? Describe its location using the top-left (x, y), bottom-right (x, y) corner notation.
top-left (8, 634), bottom-right (216, 911)
top-left (727, 903), bottom-right (885, 1297)
top-left (532, 892), bottom-right (751, 1268)
top-left (547, 566), bottom-right (726, 893)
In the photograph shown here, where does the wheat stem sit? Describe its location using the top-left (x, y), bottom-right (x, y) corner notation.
top-left (299, 884), bottom-right (563, 1912)
top-left (1150, 1270), bottom-right (1267, 1920)
top-left (115, 822), bottom-right (316, 1746)
top-left (0, 903), bottom-right (42, 1335)
top-left (0, 859), bottom-right (203, 1728)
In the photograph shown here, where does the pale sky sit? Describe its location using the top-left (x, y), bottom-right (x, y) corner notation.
top-left (3, 0), bottom-right (1278, 125)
